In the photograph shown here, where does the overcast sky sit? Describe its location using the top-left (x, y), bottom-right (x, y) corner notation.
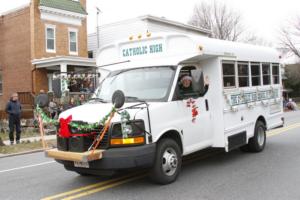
top-left (1, 0), bottom-right (300, 45)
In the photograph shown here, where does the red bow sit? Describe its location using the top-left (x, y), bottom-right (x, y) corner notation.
top-left (59, 115), bottom-right (72, 138)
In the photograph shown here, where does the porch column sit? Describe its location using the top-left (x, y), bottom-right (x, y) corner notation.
top-left (60, 63), bottom-right (68, 95)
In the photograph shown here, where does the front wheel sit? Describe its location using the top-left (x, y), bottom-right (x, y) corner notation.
top-left (149, 138), bottom-right (182, 185)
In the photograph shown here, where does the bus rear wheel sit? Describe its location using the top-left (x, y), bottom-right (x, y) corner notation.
top-left (241, 120), bottom-right (266, 152)
top-left (149, 138), bottom-right (182, 184)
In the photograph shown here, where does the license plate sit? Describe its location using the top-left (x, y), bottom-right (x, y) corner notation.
top-left (74, 161), bottom-right (89, 168)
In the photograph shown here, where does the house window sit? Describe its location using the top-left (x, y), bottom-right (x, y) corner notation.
top-left (69, 29), bottom-right (78, 55)
top-left (222, 62), bottom-right (236, 88)
top-left (251, 63), bottom-right (261, 86)
top-left (262, 63), bottom-right (271, 85)
top-left (88, 51), bottom-right (94, 58)
top-left (238, 62), bottom-right (249, 87)
top-left (272, 64), bottom-right (280, 84)
top-left (46, 25), bottom-right (56, 53)
top-left (0, 71), bottom-right (3, 94)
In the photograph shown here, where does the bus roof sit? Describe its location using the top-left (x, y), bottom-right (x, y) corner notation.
top-left (192, 35), bottom-right (280, 63)
top-left (96, 32), bottom-right (280, 68)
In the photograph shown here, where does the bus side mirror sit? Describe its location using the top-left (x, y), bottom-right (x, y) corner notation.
top-left (112, 90), bottom-right (125, 109)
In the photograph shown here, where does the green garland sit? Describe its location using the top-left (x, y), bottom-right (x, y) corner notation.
top-left (36, 106), bottom-right (117, 131)
top-left (36, 106), bottom-right (59, 125)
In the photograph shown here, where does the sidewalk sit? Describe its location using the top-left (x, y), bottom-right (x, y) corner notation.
top-left (3, 135), bottom-right (56, 146)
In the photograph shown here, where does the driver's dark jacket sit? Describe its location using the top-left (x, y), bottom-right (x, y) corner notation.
top-left (178, 85), bottom-right (209, 99)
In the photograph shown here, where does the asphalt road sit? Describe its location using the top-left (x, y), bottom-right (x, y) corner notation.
top-left (1, 111), bottom-right (300, 200)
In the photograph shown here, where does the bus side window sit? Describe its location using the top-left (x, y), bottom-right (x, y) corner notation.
top-left (238, 62), bottom-right (249, 87)
top-left (272, 64), bottom-right (280, 84)
top-left (251, 63), bottom-right (261, 86)
top-left (222, 62), bottom-right (236, 88)
top-left (262, 63), bottom-right (271, 85)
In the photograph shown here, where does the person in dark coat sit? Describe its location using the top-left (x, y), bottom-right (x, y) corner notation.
top-left (35, 90), bottom-right (49, 108)
top-left (5, 93), bottom-right (22, 145)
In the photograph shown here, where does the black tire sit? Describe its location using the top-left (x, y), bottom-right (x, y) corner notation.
top-left (241, 121), bottom-right (266, 153)
top-left (149, 138), bottom-right (182, 185)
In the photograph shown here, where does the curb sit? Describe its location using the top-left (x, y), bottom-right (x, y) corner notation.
top-left (2, 135), bottom-right (57, 146)
top-left (0, 147), bottom-right (54, 159)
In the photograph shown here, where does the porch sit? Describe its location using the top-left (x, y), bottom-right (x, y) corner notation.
top-left (7, 56), bottom-right (98, 119)
top-left (32, 56), bottom-right (97, 96)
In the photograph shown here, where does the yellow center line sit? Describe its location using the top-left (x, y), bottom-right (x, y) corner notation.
top-left (41, 172), bottom-right (143, 200)
top-left (61, 174), bottom-right (146, 200)
top-left (267, 122), bottom-right (300, 137)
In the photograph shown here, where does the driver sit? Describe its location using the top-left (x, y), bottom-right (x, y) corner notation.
top-left (179, 75), bottom-right (209, 98)
top-left (179, 75), bottom-right (194, 94)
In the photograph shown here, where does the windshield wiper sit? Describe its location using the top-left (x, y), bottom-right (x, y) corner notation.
top-left (125, 96), bottom-right (146, 103)
top-left (88, 97), bottom-right (107, 103)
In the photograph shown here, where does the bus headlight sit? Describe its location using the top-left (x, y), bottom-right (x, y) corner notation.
top-left (110, 120), bottom-right (146, 146)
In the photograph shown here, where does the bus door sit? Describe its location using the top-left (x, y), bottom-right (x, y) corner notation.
top-left (173, 66), bottom-right (212, 152)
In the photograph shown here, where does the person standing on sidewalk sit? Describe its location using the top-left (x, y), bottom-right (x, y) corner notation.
top-left (5, 93), bottom-right (22, 145)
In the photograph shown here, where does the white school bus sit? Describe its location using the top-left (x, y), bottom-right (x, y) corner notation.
top-left (54, 32), bottom-right (284, 184)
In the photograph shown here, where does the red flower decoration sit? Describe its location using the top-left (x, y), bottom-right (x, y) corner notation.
top-left (192, 108), bottom-right (199, 117)
top-left (186, 98), bottom-right (199, 122)
top-left (59, 115), bottom-right (72, 138)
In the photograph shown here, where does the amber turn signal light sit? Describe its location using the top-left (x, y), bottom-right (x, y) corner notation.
top-left (110, 137), bottom-right (145, 146)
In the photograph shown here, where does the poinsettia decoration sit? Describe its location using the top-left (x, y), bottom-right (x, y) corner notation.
top-left (186, 98), bottom-right (199, 123)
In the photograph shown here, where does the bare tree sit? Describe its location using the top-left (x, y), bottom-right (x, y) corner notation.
top-left (280, 16), bottom-right (300, 59)
top-left (188, 1), bottom-right (244, 41)
top-left (241, 32), bottom-right (273, 47)
top-left (285, 64), bottom-right (300, 85)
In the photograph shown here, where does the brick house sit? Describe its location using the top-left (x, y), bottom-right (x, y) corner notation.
top-left (0, 0), bottom-right (96, 118)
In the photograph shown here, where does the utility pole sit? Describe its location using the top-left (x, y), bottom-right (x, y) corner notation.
top-left (96, 7), bottom-right (101, 49)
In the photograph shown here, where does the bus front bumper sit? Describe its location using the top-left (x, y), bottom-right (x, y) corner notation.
top-left (56, 143), bottom-right (156, 172)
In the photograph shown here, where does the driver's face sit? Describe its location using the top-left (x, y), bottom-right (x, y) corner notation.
top-left (182, 79), bottom-right (191, 88)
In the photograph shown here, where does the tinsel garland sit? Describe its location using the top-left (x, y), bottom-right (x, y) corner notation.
top-left (36, 105), bottom-right (117, 131)
top-left (120, 110), bottom-right (131, 138)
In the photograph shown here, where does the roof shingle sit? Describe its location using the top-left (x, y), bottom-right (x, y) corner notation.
top-left (40, 0), bottom-right (87, 15)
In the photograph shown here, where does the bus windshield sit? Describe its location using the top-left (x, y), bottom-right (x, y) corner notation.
top-left (95, 66), bottom-right (176, 102)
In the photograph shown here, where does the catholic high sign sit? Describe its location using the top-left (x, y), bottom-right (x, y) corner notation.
top-left (121, 43), bottom-right (163, 58)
